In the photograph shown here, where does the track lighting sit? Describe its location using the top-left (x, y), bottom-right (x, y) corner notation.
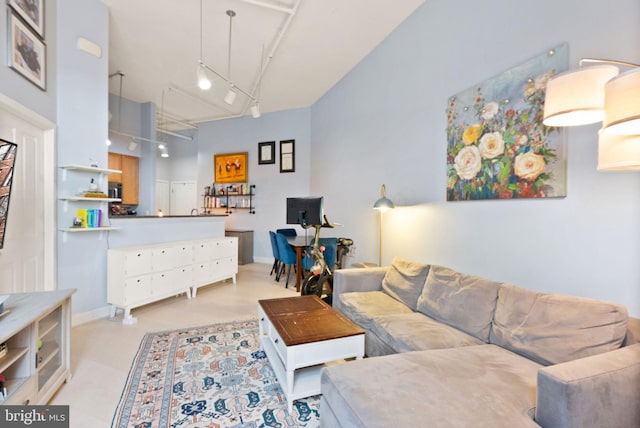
top-left (224, 87), bottom-right (237, 105)
top-left (161, 147), bottom-right (169, 158)
top-left (128, 139), bottom-right (138, 151)
top-left (197, 62), bottom-right (212, 90)
top-left (250, 103), bottom-right (261, 118)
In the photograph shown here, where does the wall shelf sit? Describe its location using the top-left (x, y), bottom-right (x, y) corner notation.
top-left (58, 227), bottom-right (120, 232)
top-left (58, 196), bottom-right (121, 202)
top-left (59, 164), bottom-right (122, 176)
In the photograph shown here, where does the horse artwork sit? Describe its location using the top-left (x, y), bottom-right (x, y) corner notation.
top-left (214, 152), bottom-right (248, 183)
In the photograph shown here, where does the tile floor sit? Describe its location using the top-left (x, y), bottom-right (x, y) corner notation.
top-left (50, 263), bottom-right (298, 428)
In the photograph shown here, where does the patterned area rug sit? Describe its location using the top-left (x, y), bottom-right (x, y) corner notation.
top-left (112, 319), bottom-right (320, 428)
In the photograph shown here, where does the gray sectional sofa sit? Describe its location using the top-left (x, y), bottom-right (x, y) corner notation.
top-left (320, 258), bottom-right (640, 427)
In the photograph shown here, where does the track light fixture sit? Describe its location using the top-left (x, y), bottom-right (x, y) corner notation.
top-left (161, 147), bottom-right (169, 158)
top-left (250, 103), bottom-right (261, 118)
top-left (196, 5), bottom-right (260, 116)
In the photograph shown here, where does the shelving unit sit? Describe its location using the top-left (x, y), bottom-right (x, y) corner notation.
top-left (58, 164), bottom-right (122, 238)
top-left (0, 289), bottom-right (74, 405)
top-left (202, 184), bottom-right (256, 214)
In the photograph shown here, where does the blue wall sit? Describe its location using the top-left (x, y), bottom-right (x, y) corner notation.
top-left (311, 0), bottom-right (640, 316)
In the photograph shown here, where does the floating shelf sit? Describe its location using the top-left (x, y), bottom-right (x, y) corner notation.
top-left (58, 227), bottom-right (121, 232)
top-left (58, 164), bottom-right (121, 175)
top-left (58, 196), bottom-right (121, 202)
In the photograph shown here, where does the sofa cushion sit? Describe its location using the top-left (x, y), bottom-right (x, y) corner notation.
top-left (338, 291), bottom-right (413, 331)
top-left (490, 284), bottom-right (628, 365)
top-left (416, 265), bottom-right (500, 342)
top-left (381, 257), bottom-right (430, 311)
top-left (321, 344), bottom-right (542, 428)
top-left (369, 312), bottom-right (485, 353)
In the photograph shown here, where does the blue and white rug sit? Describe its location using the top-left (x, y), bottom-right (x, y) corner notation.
top-left (112, 319), bottom-right (320, 428)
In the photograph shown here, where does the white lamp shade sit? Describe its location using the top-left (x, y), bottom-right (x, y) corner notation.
top-left (543, 65), bottom-right (619, 127)
top-left (597, 130), bottom-right (640, 171)
top-left (224, 88), bottom-right (237, 105)
top-left (603, 68), bottom-right (640, 135)
top-left (197, 64), bottom-right (212, 90)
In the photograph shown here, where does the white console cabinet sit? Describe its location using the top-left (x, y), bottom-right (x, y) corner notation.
top-left (108, 237), bottom-right (238, 323)
top-left (0, 289), bottom-right (74, 406)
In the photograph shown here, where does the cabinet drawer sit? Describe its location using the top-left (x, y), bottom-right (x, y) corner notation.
top-left (193, 241), bottom-right (213, 262)
top-left (151, 271), bottom-right (174, 293)
top-left (193, 262), bottom-right (212, 284)
top-left (172, 266), bottom-right (193, 291)
top-left (174, 245), bottom-right (194, 266)
top-left (124, 251), bottom-right (152, 276)
top-left (151, 247), bottom-right (176, 271)
top-left (268, 325), bottom-right (287, 361)
top-left (123, 275), bottom-right (151, 303)
top-left (5, 376), bottom-right (36, 405)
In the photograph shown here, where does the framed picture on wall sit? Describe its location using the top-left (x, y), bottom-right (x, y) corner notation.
top-left (9, 0), bottom-right (44, 38)
top-left (258, 141), bottom-right (275, 165)
top-left (8, 12), bottom-right (46, 90)
top-left (280, 140), bottom-right (295, 173)
top-left (214, 152), bottom-right (248, 183)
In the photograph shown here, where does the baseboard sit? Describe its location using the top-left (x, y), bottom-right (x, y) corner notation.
top-left (72, 305), bottom-right (112, 327)
top-left (253, 256), bottom-right (272, 264)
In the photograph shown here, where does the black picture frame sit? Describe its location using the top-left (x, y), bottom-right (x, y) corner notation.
top-left (8, 11), bottom-right (46, 90)
top-left (280, 140), bottom-right (295, 173)
top-left (258, 141), bottom-right (275, 165)
top-left (0, 138), bottom-right (18, 249)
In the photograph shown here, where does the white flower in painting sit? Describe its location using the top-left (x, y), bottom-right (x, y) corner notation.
top-left (478, 132), bottom-right (505, 159)
top-left (454, 146), bottom-right (482, 180)
top-left (481, 102), bottom-right (499, 121)
top-left (514, 152), bottom-right (546, 180)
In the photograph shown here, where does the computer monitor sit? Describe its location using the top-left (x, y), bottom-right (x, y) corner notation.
top-left (286, 197), bottom-right (323, 227)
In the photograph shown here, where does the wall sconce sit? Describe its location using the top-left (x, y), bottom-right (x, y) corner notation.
top-left (543, 58), bottom-right (640, 171)
top-left (373, 184), bottom-right (395, 266)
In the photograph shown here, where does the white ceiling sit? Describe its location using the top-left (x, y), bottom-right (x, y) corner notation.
top-left (102, 0), bottom-right (425, 130)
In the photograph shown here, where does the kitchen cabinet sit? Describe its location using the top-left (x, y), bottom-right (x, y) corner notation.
top-left (225, 229), bottom-right (254, 265)
top-left (108, 153), bottom-right (139, 205)
top-left (0, 289), bottom-right (74, 405)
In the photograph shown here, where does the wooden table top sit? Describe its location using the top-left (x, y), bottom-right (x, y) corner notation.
top-left (258, 295), bottom-right (365, 346)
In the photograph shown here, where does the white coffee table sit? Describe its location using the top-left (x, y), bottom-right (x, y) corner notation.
top-left (258, 295), bottom-right (365, 412)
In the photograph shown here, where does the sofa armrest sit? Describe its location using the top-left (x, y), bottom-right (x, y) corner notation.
top-left (535, 343), bottom-right (640, 428)
top-left (333, 267), bottom-right (387, 312)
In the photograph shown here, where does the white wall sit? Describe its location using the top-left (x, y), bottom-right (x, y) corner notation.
top-left (311, 0), bottom-right (640, 316)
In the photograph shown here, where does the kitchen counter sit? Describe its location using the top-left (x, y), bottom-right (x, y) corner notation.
top-left (107, 215), bottom-right (227, 248)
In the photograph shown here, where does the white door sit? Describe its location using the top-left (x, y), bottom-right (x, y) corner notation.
top-left (170, 181), bottom-right (197, 215)
top-left (0, 96), bottom-right (55, 294)
top-left (155, 179), bottom-right (170, 216)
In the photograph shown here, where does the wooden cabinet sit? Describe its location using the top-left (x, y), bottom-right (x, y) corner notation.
top-left (108, 153), bottom-right (139, 205)
top-left (0, 289), bottom-right (74, 405)
top-left (108, 237), bottom-right (238, 323)
top-left (107, 152), bottom-right (122, 183)
top-left (225, 229), bottom-right (254, 265)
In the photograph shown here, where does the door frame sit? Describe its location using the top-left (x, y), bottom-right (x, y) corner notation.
top-left (0, 92), bottom-right (56, 290)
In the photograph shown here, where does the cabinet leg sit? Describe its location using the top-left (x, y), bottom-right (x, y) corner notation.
top-left (191, 287), bottom-right (198, 298)
top-left (232, 274), bottom-right (237, 285)
top-left (186, 288), bottom-right (192, 299)
top-left (122, 308), bottom-right (138, 325)
top-left (108, 305), bottom-right (118, 318)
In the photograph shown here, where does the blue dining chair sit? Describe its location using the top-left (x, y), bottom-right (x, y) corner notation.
top-left (276, 228), bottom-right (297, 237)
top-left (269, 231), bottom-right (281, 279)
top-left (302, 237), bottom-right (338, 272)
top-left (275, 232), bottom-right (297, 288)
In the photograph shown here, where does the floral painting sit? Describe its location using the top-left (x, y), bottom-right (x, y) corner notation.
top-left (446, 44), bottom-right (568, 201)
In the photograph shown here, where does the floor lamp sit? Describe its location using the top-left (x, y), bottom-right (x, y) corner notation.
top-left (373, 184), bottom-right (394, 266)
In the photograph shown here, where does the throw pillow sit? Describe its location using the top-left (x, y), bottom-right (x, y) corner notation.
top-left (381, 257), bottom-right (430, 311)
top-left (416, 265), bottom-right (501, 342)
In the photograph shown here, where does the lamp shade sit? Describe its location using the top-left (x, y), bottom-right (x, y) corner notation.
top-left (603, 68), bottom-right (640, 135)
top-left (373, 184), bottom-right (394, 211)
top-left (543, 65), bottom-right (619, 127)
top-left (598, 130), bottom-right (640, 171)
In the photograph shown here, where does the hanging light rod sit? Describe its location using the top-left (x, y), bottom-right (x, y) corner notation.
top-left (579, 58), bottom-right (640, 68)
top-left (109, 128), bottom-right (193, 143)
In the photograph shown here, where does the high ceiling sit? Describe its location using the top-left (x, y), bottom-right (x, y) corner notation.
top-left (102, 0), bottom-right (425, 130)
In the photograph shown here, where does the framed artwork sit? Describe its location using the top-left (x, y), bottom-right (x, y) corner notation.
top-left (446, 43), bottom-right (568, 201)
top-left (258, 141), bottom-right (275, 165)
top-left (9, 0), bottom-right (44, 38)
top-left (0, 138), bottom-right (17, 249)
top-left (8, 12), bottom-right (46, 90)
top-left (280, 140), bottom-right (295, 173)
top-left (214, 152), bottom-right (248, 183)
